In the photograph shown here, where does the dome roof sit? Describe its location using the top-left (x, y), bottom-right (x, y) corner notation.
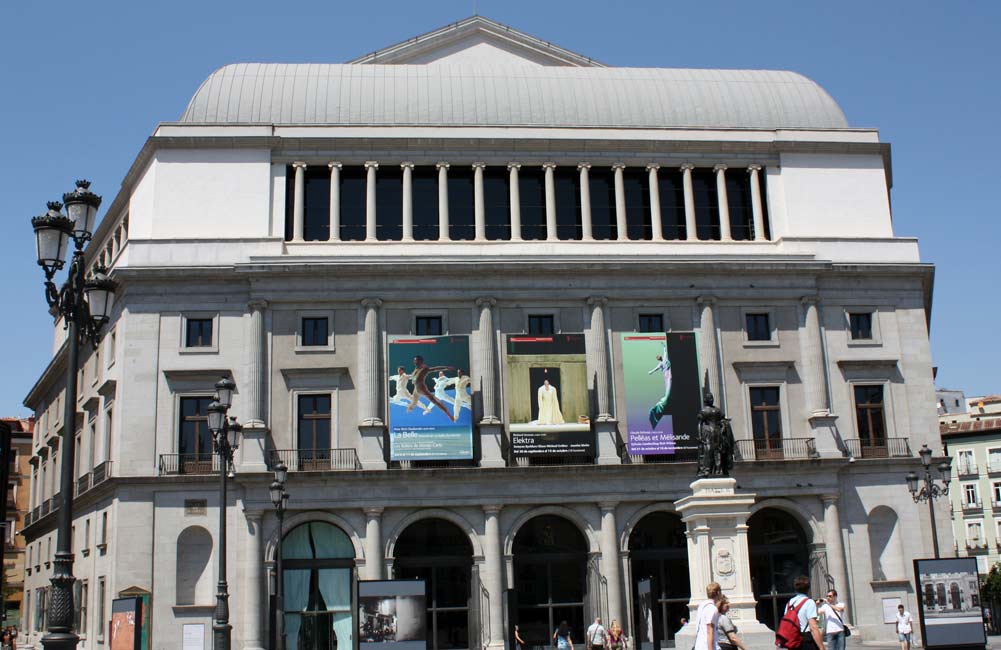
top-left (179, 63), bottom-right (848, 130)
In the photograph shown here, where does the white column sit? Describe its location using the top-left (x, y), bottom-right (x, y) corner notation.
top-left (801, 297), bottom-right (830, 417)
top-left (697, 296), bottom-right (721, 401)
top-left (244, 511), bottom-right (265, 650)
top-left (822, 495), bottom-right (851, 619)
top-left (473, 162), bottom-right (487, 241)
top-left (244, 300), bottom-right (267, 427)
top-left (328, 162), bottom-right (341, 242)
top-left (365, 161), bottom-right (378, 242)
top-left (647, 163), bottom-right (663, 240)
top-left (359, 298), bottom-right (383, 427)
top-left (748, 164), bottom-right (766, 241)
top-left (400, 162), bottom-right (414, 242)
top-left (437, 162), bottom-right (450, 242)
top-left (612, 163), bottom-right (628, 241)
top-left (714, 164), bottom-right (731, 241)
top-left (599, 503), bottom-right (623, 625)
top-left (476, 297), bottom-right (499, 424)
top-left (483, 506), bottom-right (505, 649)
top-left (292, 162), bottom-right (307, 241)
top-left (578, 163), bottom-right (593, 241)
top-left (364, 507), bottom-right (384, 580)
top-left (508, 164), bottom-right (522, 241)
top-left (681, 164), bottom-right (697, 240)
top-left (588, 296), bottom-right (612, 421)
top-left (543, 162), bottom-right (557, 241)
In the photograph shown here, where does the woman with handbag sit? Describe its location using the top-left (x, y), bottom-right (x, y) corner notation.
top-left (608, 620), bottom-right (626, 650)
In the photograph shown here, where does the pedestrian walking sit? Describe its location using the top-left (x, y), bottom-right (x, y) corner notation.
top-left (896, 604), bottom-right (914, 650)
top-left (818, 589), bottom-right (848, 650)
top-left (554, 621), bottom-right (574, 650)
top-left (695, 582), bottom-right (722, 650)
top-left (587, 617), bottom-right (608, 650)
top-left (608, 620), bottom-right (627, 650)
top-left (715, 597), bottom-right (747, 650)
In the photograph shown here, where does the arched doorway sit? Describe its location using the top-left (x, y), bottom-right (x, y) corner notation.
top-left (629, 512), bottom-right (689, 648)
top-left (748, 509), bottom-right (809, 630)
top-left (512, 515), bottom-right (588, 648)
top-left (279, 521), bottom-right (355, 650)
top-left (393, 518), bottom-right (474, 650)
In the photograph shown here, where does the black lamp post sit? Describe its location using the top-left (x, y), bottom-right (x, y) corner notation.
top-left (269, 462), bottom-right (289, 650)
top-left (907, 444), bottom-right (952, 559)
top-left (31, 181), bottom-right (117, 650)
top-left (207, 377), bottom-right (241, 650)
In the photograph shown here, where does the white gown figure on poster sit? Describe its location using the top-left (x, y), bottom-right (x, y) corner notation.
top-left (424, 371), bottom-right (456, 414)
top-left (391, 367), bottom-right (429, 410)
top-left (448, 369), bottom-right (472, 420)
top-left (537, 379), bottom-right (565, 425)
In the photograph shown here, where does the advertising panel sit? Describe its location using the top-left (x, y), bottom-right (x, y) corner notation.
top-left (505, 334), bottom-right (593, 457)
top-left (109, 597), bottom-right (143, 650)
top-left (388, 335), bottom-right (473, 461)
top-left (914, 557), bottom-right (987, 650)
top-left (358, 580), bottom-right (428, 650)
top-left (620, 332), bottom-right (701, 456)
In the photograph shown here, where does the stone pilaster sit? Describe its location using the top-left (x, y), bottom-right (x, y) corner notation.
top-left (328, 162), bottom-right (341, 241)
top-left (578, 163), bottom-right (593, 241)
top-left (822, 495), bottom-right (851, 621)
top-left (291, 162), bottom-right (307, 242)
top-left (358, 299), bottom-right (385, 469)
top-left (612, 163), bottom-right (628, 241)
top-left (543, 162), bottom-right (558, 241)
top-left (401, 162), bottom-right (414, 242)
top-left (473, 162), bottom-right (487, 241)
top-left (599, 502), bottom-right (623, 625)
top-left (364, 161), bottom-right (378, 242)
top-left (748, 164), bottom-right (766, 241)
top-left (364, 507), bottom-right (384, 580)
top-left (681, 163), bottom-right (697, 240)
top-left (714, 164), bottom-right (731, 241)
top-left (437, 162), bottom-right (450, 242)
top-left (647, 164), bottom-right (663, 240)
top-left (482, 506), bottom-right (505, 649)
top-left (697, 297), bottom-right (722, 406)
top-left (508, 164), bottom-right (522, 241)
top-left (240, 300), bottom-right (269, 472)
top-left (244, 511), bottom-right (265, 650)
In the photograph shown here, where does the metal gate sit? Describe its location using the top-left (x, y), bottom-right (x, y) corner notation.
top-left (809, 550), bottom-right (835, 596)
top-left (587, 555), bottom-right (609, 624)
top-left (470, 566), bottom-right (491, 650)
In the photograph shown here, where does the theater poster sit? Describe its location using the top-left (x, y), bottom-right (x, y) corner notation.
top-left (620, 332), bottom-right (701, 455)
top-left (388, 335), bottom-right (473, 461)
top-left (914, 557), bottom-right (987, 650)
top-left (358, 579), bottom-right (428, 650)
top-left (109, 597), bottom-right (143, 650)
top-left (506, 334), bottom-right (593, 457)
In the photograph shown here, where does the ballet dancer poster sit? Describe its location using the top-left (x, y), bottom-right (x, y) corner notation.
top-left (387, 335), bottom-right (474, 461)
top-left (620, 332), bottom-right (701, 455)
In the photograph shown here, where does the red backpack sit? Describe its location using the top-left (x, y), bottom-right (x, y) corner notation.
top-left (775, 596), bottom-right (809, 649)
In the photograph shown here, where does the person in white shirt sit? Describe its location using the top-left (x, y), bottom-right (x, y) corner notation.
top-left (586, 617), bottom-right (607, 650)
top-left (817, 589), bottom-right (847, 650)
top-left (783, 576), bottom-right (825, 650)
top-left (694, 582), bottom-right (722, 650)
top-left (896, 604), bottom-right (913, 650)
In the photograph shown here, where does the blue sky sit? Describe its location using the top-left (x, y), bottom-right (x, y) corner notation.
top-left (0, 1), bottom-right (997, 415)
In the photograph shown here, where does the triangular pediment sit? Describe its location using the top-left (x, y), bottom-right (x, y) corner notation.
top-left (348, 16), bottom-right (604, 67)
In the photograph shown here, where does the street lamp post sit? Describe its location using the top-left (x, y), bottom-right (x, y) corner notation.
top-left (30, 182), bottom-right (117, 650)
top-left (907, 444), bottom-right (952, 559)
top-left (207, 377), bottom-right (242, 650)
top-left (269, 463), bottom-right (289, 650)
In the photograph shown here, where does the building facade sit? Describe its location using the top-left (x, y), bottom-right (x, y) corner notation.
top-left (2, 417), bottom-right (33, 628)
top-left (20, 17), bottom-right (943, 650)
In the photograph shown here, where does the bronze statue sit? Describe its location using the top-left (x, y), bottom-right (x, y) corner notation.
top-left (696, 390), bottom-right (735, 478)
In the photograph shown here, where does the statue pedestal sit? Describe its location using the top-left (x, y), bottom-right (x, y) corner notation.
top-left (674, 478), bottom-right (775, 650)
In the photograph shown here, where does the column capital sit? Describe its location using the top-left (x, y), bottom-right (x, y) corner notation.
top-left (475, 296), bottom-right (497, 309)
top-left (821, 494), bottom-right (839, 506)
top-left (746, 164), bottom-right (763, 173)
top-left (507, 162), bottom-right (521, 171)
top-left (292, 161), bottom-right (307, 170)
top-left (328, 161), bottom-right (342, 170)
top-left (598, 501), bottom-right (619, 513)
top-left (645, 163), bottom-right (661, 172)
top-left (472, 161), bottom-right (487, 170)
top-left (800, 294), bottom-right (820, 307)
top-left (361, 298), bottom-right (383, 309)
top-left (400, 161), bottom-right (415, 170)
top-left (611, 162), bottom-right (627, 171)
top-left (542, 161), bottom-right (557, 171)
top-left (679, 163), bottom-right (696, 172)
top-left (364, 161), bottom-right (379, 170)
top-left (363, 506), bottom-right (385, 518)
top-left (243, 510), bottom-right (264, 523)
top-left (577, 162), bottom-right (592, 171)
top-left (482, 505), bottom-right (503, 515)
top-left (436, 161), bottom-right (450, 170)
top-left (248, 299), bottom-right (269, 312)
top-left (713, 163), bottom-right (728, 173)
top-left (587, 295), bottom-right (608, 307)
top-left (697, 294), bottom-right (717, 306)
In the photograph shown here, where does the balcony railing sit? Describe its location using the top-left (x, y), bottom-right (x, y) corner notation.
top-left (967, 541), bottom-right (989, 553)
top-left (24, 511), bottom-right (33, 527)
top-left (962, 499), bottom-right (983, 512)
top-left (735, 438), bottom-right (818, 461)
top-left (392, 459), bottom-right (478, 470)
top-left (92, 461), bottom-right (112, 486)
top-left (268, 449), bottom-right (361, 472)
top-left (843, 438), bottom-right (912, 459)
top-left (30, 506), bottom-right (40, 522)
top-left (992, 499), bottom-right (1001, 512)
top-left (957, 462), bottom-right (979, 477)
top-left (627, 447), bottom-right (700, 464)
top-left (40, 498), bottom-right (53, 517)
top-left (75, 473), bottom-right (91, 497)
top-left (158, 454), bottom-right (220, 476)
top-left (987, 462), bottom-right (1001, 476)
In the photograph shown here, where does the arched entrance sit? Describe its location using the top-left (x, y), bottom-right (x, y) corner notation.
top-left (748, 509), bottom-right (809, 630)
top-left (629, 512), bottom-right (689, 648)
top-left (279, 521), bottom-right (355, 650)
top-left (393, 518), bottom-right (474, 650)
top-left (512, 515), bottom-right (588, 648)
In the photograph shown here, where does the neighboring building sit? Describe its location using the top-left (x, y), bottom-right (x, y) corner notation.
top-left (1, 417), bottom-right (34, 627)
top-left (937, 388), bottom-right (967, 417)
top-left (20, 16), bottom-right (942, 650)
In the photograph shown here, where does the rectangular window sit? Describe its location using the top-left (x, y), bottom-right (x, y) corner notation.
top-left (990, 448), bottom-right (1001, 471)
top-left (745, 313), bottom-right (771, 341)
top-left (339, 166), bottom-right (367, 242)
top-left (589, 167), bottom-right (617, 240)
top-left (184, 318), bottom-right (213, 348)
top-left (179, 396), bottom-right (214, 460)
top-left (97, 577), bottom-right (106, 642)
top-left (853, 385), bottom-right (886, 446)
top-left (527, 315), bottom-right (555, 336)
top-left (412, 166), bottom-right (439, 241)
top-left (484, 167), bottom-right (511, 241)
top-left (103, 406), bottom-right (114, 464)
top-left (518, 167), bottom-right (546, 241)
top-left (297, 394), bottom-right (332, 458)
top-left (657, 170), bottom-right (686, 240)
top-left (993, 482), bottom-right (1001, 505)
top-left (691, 168), bottom-right (720, 240)
top-left (81, 580), bottom-right (89, 634)
top-left (553, 167), bottom-right (582, 240)
top-left (958, 449), bottom-right (976, 474)
top-left (85, 518), bottom-right (91, 549)
top-left (375, 165), bottom-right (403, 241)
top-left (849, 312), bottom-right (873, 340)
top-left (749, 386), bottom-right (782, 454)
top-left (301, 317), bottom-right (329, 347)
top-left (100, 512), bottom-right (108, 546)
top-left (36, 587), bottom-right (46, 632)
top-left (725, 170), bottom-right (754, 241)
top-left (965, 483), bottom-right (979, 506)
top-left (448, 167), bottom-right (475, 241)
top-left (25, 591), bottom-right (30, 634)
top-left (415, 316), bottom-right (443, 336)
top-left (106, 330), bottom-right (116, 367)
top-left (623, 167), bottom-right (652, 240)
top-left (968, 522), bottom-right (983, 543)
top-left (638, 314), bottom-right (664, 333)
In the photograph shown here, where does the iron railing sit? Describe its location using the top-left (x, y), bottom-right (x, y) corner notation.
top-left (75, 472), bottom-right (91, 497)
top-left (988, 462), bottom-right (1001, 476)
top-left (736, 438), bottom-right (817, 461)
top-left (41, 498), bottom-right (53, 517)
top-left (268, 449), bottom-right (361, 471)
top-left (158, 454), bottom-right (220, 476)
top-left (956, 462), bottom-right (979, 477)
top-left (92, 461), bottom-right (112, 486)
top-left (962, 499), bottom-right (983, 512)
top-left (843, 438), bottom-right (911, 459)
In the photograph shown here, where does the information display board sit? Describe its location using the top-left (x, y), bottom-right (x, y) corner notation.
top-left (358, 580), bottom-right (428, 650)
top-left (914, 557), bottom-right (987, 650)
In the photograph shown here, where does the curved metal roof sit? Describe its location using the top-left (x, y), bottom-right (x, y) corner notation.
top-left (179, 63), bottom-right (848, 130)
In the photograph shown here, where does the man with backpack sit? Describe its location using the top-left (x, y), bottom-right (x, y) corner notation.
top-left (776, 576), bottom-right (826, 650)
top-left (694, 582), bottom-right (723, 650)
